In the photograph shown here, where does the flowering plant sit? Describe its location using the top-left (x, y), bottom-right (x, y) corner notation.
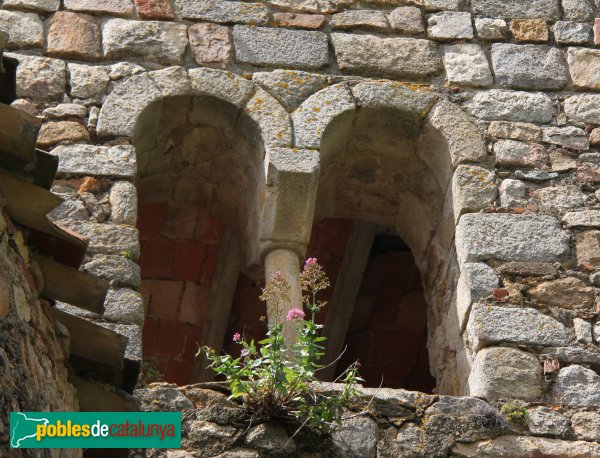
top-left (199, 258), bottom-right (363, 432)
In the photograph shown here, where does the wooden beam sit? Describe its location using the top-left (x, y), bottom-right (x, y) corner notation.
top-left (72, 376), bottom-right (139, 412)
top-left (54, 308), bottom-right (127, 387)
top-left (0, 101), bottom-right (41, 163)
top-left (0, 169), bottom-right (87, 254)
top-left (320, 221), bottom-right (376, 381)
top-left (193, 231), bottom-right (241, 382)
top-left (34, 253), bottom-right (109, 314)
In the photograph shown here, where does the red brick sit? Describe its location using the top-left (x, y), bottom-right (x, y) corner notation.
top-left (195, 210), bottom-right (223, 244)
top-left (142, 317), bottom-right (159, 355)
top-left (148, 280), bottom-right (184, 320)
top-left (315, 218), bottom-right (353, 258)
top-left (163, 360), bottom-right (193, 386)
top-left (138, 202), bottom-right (168, 241)
top-left (154, 319), bottom-right (187, 357)
top-left (139, 239), bottom-right (174, 278)
top-left (199, 245), bottom-right (219, 287)
top-left (172, 240), bottom-right (206, 281)
top-left (163, 202), bottom-right (198, 239)
top-left (183, 325), bottom-right (203, 362)
top-left (178, 282), bottom-right (210, 327)
top-left (134, 0), bottom-right (174, 20)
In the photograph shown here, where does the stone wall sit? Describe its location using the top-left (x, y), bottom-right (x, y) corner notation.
top-left (0, 200), bottom-right (79, 457)
top-left (5, 0), bottom-right (600, 453)
top-left (134, 382), bottom-right (600, 457)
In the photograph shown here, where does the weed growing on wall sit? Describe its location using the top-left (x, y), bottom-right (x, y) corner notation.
top-left (500, 400), bottom-right (528, 425)
top-left (199, 258), bottom-right (363, 432)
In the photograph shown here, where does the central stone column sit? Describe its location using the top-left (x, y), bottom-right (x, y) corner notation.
top-left (264, 248), bottom-right (303, 345)
top-left (256, 147), bottom-right (320, 346)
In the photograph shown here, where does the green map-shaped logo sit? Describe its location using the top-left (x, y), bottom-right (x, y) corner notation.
top-left (10, 412), bottom-right (49, 448)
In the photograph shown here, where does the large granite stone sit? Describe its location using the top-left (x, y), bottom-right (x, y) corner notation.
top-left (565, 94), bottom-right (600, 124)
top-left (527, 277), bottom-right (595, 309)
top-left (175, 0), bottom-right (270, 25)
top-left (491, 44), bottom-right (568, 90)
top-left (468, 347), bottom-right (542, 401)
top-left (542, 126), bottom-right (589, 150)
top-left (331, 10), bottom-right (390, 32)
top-left (68, 63), bottom-right (110, 102)
top-left (332, 416), bottom-right (378, 458)
top-left (563, 210), bottom-right (600, 228)
top-left (63, 0), bottom-right (134, 16)
top-left (530, 185), bottom-right (586, 212)
top-left (51, 144), bottom-right (136, 178)
top-left (331, 33), bottom-right (442, 79)
top-left (233, 26), bottom-right (328, 70)
top-left (494, 139), bottom-right (547, 168)
top-left (576, 231), bottom-right (600, 268)
top-left (471, 0), bottom-right (560, 20)
top-left (418, 396), bottom-right (506, 456)
top-left (84, 254), bottom-right (141, 288)
top-left (466, 304), bottom-right (569, 350)
top-left (549, 365), bottom-right (600, 406)
top-left (567, 48), bottom-right (600, 90)
top-left (572, 411), bottom-right (600, 441)
top-left (456, 213), bottom-right (569, 264)
top-left (562, 0), bottom-right (594, 21)
top-left (253, 70), bottom-right (328, 112)
top-left (499, 179), bottom-right (527, 207)
top-left (47, 11), bottom-right (101, 61)
top-left (452, 165), bottom-right (497, 217)
top-left (456, 263), bottom-right (499, 330)
top-left (2, 0), bottom-right (59, 12)
top-left (102, 19), bottom-right (188, 65)
top-left (8, 53), bottom-right (66, 101)
top-left (388, 6), bottom-right (424, 34)
top-left (188, 23), bottom-right (231, 68)
top-left (453, 436), bottom-right (600, 457)
top-left (109, 181), bottom-right (137, 226)
top-left (427, 12), bottom-right (473, 40)
top-left (553, 21), bottom-right (592, 45)
top-left (62, 221), bottom-right (140, 259)
top-left (442, 44), bottom-right (492, 87)
top-left (103, 288), bottom-right (144, 325)
top-left (475, 18), bottom-right (507, 41)
top-left (0, 10), bottom-right (44, 49)
top-left (527, 407), bottom-right (569, 437)
top-left (466, 89), bottom-right (553, 123)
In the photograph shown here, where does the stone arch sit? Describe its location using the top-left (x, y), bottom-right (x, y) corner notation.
top-left (97, 67), bottom-right (298, 383)
top-left (97, 66), bottom-right (294, 270)
top-left (292, 82), bottom-right (495, 395)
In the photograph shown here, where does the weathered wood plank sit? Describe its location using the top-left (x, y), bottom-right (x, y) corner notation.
top-left (0, 101), bottom-right (41, 163)
top-left (54, 308), bottom-right (127, 387)
top-left (34, 253), bottom-right (109, 314)
top-left (73, 376), bottom-right (139, 412)
top-left (193, 231), bottom-right (241, 382)
top-left (0, 169), bottom-right (87, 254)
top-left (320, 221), bottom-right (376, 381)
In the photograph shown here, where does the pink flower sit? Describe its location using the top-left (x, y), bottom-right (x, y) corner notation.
top-left (305, 258), bottom-right (318, 267)
top-left (286, 308), bottom-right (305, 321)
top-left (232, 332), bottom-right (241, 342)
top-left (241, 349), bottom-right (249, 357)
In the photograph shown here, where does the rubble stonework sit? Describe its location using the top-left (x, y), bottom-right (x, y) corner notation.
top-left (4, 0), bottom-right (600, 455)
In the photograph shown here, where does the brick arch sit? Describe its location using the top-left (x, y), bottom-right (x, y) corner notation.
top-left (292, 82), bottom-right (495, 395)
